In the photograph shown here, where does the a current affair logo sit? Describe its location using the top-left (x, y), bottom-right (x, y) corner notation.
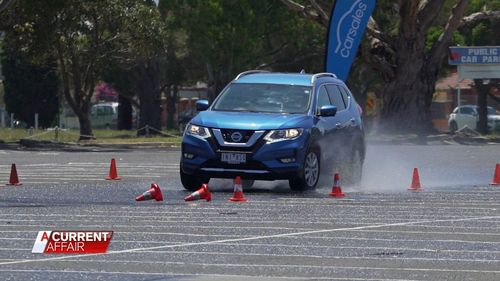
top-left (32, 231), bottom-right (113, 254)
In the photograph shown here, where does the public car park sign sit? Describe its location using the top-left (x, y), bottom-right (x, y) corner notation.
top-left (449, 46), bottom-right (500, 79)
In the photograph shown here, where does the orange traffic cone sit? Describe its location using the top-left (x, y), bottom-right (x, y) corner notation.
top-left (135, 183), bottom-right (163, 201)
top-left (184, 184), bottom-right (212, 202)
top-left (6, 164), bottom-right (22, 186)
top-left (329, 173), bottom-right (345, 198)
top-left (229, 176), bottom-right (247, 202)
top-left (491, 163), bottom-right (500, 186)
top-left (105, 158), bottom-right (121, 180)
top-left (408, 167), bottom-right (422, 191)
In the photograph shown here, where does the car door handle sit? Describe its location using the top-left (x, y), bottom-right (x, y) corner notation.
top-left (335, 123), bottom-right (343, 129)
top-left (350, 118), bottom-right (356, 124)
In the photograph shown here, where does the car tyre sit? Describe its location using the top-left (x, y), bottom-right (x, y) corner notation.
top-left (242, 179), bottom-right (255, 189)
top-left (289, 148), bottom-right (320, 191)
top-left (449, 121), bottom-right (458, 134)
top-left (180, 169), bottom-right (209, 191)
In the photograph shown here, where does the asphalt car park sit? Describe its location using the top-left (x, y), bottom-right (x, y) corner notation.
top-left (0, 144), bottom-right (499, 280)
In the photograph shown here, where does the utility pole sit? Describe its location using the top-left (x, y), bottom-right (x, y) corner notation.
top-left (475, 79), bottom-right (489, 135)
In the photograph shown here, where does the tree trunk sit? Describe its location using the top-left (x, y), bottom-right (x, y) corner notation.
top-left (166, 84), bottom-right (178, 130)
top-left (379, 37), bottom-right (437, 134)
top-left (118, 95), bottom-right (132, 130)
top-left (56, 43), bottom-right (95, 140)
top-left (77, 113), bottom-right (93, 140)
top-left (380, 74), bottom-right (437, 134)
top-left (281, 0), bottom-right (476, 135)
top-left (206, 63), bottom-right (229, 102)
top-left (475, 79), bottom-right (489, 134)
top-left (135, 61), bottom-right (162, 136)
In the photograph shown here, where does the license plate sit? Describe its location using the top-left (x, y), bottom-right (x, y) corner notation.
top-left (221, 153), bottom-right (246, 164)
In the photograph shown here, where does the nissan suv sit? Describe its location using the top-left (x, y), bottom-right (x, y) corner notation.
top-left (180, 71), bottom-right (365, 191)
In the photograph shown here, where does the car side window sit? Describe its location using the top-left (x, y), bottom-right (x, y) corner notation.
top-left (96, 107), bottom-right (106, 116)
top-left (461, 107), bottom-right (474, 115)
top-left (317, 86), bottom-right (331, 112)
top-left (104, 106), bottom-right (113, 115)
top-left (339, 86), bottom-right (351, 109)
top-left (325, 85), bottom-right (346, 111)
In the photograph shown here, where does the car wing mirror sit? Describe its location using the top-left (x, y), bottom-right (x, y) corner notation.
top-left (319, 105), bottom-right (337, 117)
top-left (196, 100), bottom-right (210, 111)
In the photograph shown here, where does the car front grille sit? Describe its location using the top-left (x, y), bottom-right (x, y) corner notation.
top-left (220, 129), bottom-right (254, 143)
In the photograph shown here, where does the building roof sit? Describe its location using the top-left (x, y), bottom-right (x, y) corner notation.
top-left (435, 71), bottom-right (474, 91)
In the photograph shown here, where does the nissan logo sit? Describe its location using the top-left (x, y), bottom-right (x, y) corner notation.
top-left (230, 132), bottom-right (243, 142)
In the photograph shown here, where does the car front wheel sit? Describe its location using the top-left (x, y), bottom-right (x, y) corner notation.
top-left (180, 169), bottom-right (209, 191)
top-left (289, 149), bottom-right (320, 191)
top-left (449, 121), bottom-right (458, 133)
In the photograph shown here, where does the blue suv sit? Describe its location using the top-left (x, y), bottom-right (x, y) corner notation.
top-left (180, 71), bottom-right (365, 191)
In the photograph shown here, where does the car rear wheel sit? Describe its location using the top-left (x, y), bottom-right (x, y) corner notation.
top-left (180, 169), bottom-right (209, 191)
top-left (289, 149), bottom-right (320, 191)
top-left (242, 179), bottom-right (255, 189)
top-left (449, 121), bottom-right (458, 133)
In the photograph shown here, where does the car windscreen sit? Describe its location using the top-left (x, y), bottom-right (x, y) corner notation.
top-left (487, 107), bottom-right (498, 115)
top-left (212, 83), bottom-right (312, 114)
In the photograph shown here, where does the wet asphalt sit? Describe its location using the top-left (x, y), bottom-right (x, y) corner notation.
top-left (0, 144), bottom-right (499, 280)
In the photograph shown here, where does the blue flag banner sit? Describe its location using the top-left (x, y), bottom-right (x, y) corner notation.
top-left (325, 0), bottom-right (376, 81)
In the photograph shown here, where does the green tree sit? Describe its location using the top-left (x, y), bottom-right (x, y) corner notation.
top-left (282, 0), bottom-right (500, 133)
top-left (1, 0), bottom-right (127, 139)
top-left (105, 2), bottom-right (168, 135)
top-left (101, 66), bottom-right (137, 130)
top-left (0, 0), bottom-right (13, 13)
top-left (158, 2), bottom-right (188, 130)
top-left (462, 1), bottom-right (500, 134)
top-left (1, 49), bottom-right (59, 128)
top-left (1, 0), bottom-right (169, 138)
top-left (164, 0), bottom-right (325, 99)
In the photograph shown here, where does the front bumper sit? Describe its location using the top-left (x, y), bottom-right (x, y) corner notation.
top-left (180, 133), bottom-right (308, 180)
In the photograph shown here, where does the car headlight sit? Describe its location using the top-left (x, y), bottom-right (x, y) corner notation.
top-left (264, 128), bottom-right (303, 143)
top-left (185, 124), bottom-right (211, 139)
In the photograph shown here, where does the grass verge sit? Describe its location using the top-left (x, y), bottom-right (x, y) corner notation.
top-left (0, 128), bottom-right (182, 145)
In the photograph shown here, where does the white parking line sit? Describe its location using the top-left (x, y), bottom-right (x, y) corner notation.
top-left (0, 214), bottom-right (499, 266)
top-left (1, 261), bottom-right (499, 275)
top-left (0, 217), bottom-right (460, 225)
top-left (0, 213), bottom-right (491, 225)
top-left (0, 269), bottom-right (415, 281)
top-left (2, 222), bottom-right (500, 237)
top-left (3, 242), bottom-right (500, 256)
top-left (1, 231), bottom-right (499, 247)
top-left (0, 223), bottom-right (314, 231)
top-left (343, 229), bottom-right (500, 236)
top-left (48, 254), bottom-right (500, 264)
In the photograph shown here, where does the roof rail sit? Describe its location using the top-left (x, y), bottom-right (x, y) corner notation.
top-left (311, 73), bottom-right (337, 83)
top-left (235, 70), bottom-right (269, 80)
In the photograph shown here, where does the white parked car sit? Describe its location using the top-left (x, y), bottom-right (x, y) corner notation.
top-left (448, 105), bottom-right (500, 133)
top-left (90, 102), bottom-right (118, 129)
